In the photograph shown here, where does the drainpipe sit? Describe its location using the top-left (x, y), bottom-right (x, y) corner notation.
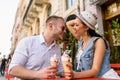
top-left (77, 0), bottom-right (85, 14)
top-left (23, 0), bottom-right (33, 22)
top-left (77, 0), bottom-right (80, 14)
top-left (80, 0), bottom-right (84, 12)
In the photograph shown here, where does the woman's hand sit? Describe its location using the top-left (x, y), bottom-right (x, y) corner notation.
top-left (64, 70), bottom-right (74, 79)
top-left (66, 20), bottom-right (75, 27)
top-left (64, 63), bottom-right (74, 79)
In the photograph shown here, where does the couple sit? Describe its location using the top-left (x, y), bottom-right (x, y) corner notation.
top-left (8, 11), bottom-right (120, 80)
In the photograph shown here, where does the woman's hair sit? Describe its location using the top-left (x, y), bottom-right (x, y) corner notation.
top-left (88, 29), bottom-right (102, 38)
top-left (88, 28), bottom-right (108, 49)
top-left (66, 14), bottom-right (77, 22)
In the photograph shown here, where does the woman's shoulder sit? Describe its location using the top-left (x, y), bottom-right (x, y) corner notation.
top-left (93, 37), bottom-right (105, 43)
top-left (94, 37), bottom-right (106, 48)
top-left (93, 37), bottom-right (104, 43)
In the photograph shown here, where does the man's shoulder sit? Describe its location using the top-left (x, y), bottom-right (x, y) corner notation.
top-left (20, 35), bottom-right (40, 42)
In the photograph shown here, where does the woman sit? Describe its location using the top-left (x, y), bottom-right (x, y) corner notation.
top-left (65, 11), bottom-right (120, 79)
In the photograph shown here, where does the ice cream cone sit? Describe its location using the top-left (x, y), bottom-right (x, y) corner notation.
top-left (50, 60), bottom-right (58, 67)
top-left (50, 54), bottom-right (58, 78)
top-left (61, 53), bottom-right (72, 79)
top-left (50, 54), bottom-right (58, 67)
top-left (62, 61), bottom-right (71, 71)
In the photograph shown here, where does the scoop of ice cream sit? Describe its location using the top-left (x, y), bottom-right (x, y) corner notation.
top-left (50, 54), bottom-right (58, 62)
top-left (50, 54), bottom-right (58, 67)
top-left (61, 53), bottom-right (70, 62)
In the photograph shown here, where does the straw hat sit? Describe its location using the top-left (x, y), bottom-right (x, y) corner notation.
top-left (76, 11), bottom-right (97, 30)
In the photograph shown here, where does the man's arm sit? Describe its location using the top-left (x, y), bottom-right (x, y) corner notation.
top-left (9, 65), bottom-right (57, 79)
top-left (9, 65), bottom-right (37, 79)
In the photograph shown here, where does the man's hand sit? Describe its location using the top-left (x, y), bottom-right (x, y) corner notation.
top-left (36, 66), bottom-right (57, 79)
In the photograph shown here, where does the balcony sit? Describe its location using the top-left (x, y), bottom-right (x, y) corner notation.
top-left (23, 0), bottom-right (49, 27)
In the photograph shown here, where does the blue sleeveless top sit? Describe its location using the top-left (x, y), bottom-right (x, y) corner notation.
top-left (74, 37), bottom-right (111, 77)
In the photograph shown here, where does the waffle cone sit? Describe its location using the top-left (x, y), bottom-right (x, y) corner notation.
top-left (62, 61), bottom-right (71, 71)
top-left (50, 61), bottom-right (58, 67)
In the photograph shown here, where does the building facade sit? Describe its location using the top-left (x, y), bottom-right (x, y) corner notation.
top-left (10, 0), bottom-right (120, 62)
top-left (11, 0), bottom-right (96, 51)
top-left (10, 0), bottom-right (30, 52)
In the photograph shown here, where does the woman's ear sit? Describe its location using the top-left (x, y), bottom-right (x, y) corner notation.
top-left (84, 25), bottom-right (89, 31)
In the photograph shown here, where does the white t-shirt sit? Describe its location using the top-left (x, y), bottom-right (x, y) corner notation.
top-left (76, 47), bottom-right (83, 70)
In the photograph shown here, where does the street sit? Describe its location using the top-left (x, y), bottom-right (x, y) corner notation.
top-left (0, 75), bottom-right (14, 80)
top-left (0, 74), bottom-right (14, 80)
top-left (0, 75), bottom-right (6, 80)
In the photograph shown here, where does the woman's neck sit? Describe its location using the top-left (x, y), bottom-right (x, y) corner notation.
top-left (81, 35), bottom-right (92, 50)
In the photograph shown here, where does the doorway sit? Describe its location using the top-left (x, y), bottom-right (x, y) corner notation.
top-left (102, 0), bottom-right (120, 63)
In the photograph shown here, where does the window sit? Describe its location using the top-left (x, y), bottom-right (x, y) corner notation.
top-left (66, 0), bottom-right (76, 9)
top-left (89, 0), bottom-right (99, 5)
top-left (48, 6), bottom-right (51, 16)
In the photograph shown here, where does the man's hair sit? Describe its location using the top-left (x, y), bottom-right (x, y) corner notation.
top-left (46, 15), bottom-right (64, 25)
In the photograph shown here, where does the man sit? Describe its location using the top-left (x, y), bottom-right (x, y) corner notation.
top-left (8, 15), bottom-right (66, 80)
top-left (0, 55), bottom-right (7, 76)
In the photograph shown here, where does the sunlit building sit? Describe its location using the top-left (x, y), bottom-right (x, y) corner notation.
top-left (10, 0), bottom-right (120, 63)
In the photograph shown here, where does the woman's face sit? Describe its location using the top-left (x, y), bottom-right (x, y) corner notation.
top-left (71, 17), bottom-right (88, 40)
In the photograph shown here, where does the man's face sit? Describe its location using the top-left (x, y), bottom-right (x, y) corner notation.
top-left (53, 19), bottom-right (66, 40)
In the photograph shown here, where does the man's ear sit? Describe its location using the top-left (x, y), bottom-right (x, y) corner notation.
top-left (48, 22), bottom-right (53, 30)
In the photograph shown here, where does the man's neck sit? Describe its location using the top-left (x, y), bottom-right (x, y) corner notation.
top-left (43, 32), bottom-right (54, 46)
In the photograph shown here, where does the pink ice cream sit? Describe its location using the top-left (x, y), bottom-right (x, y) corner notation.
top-left (61, 53), bottom-right (71, 71)
top-left (61, 53), bottom-right (72, 79)
top-left (50, 54), bottom-right (58, 67)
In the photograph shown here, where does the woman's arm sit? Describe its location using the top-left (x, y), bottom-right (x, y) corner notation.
top-left (73, 38), bottom-right (106, 78)
top-left (66, 20), bottom-right (76, 35)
